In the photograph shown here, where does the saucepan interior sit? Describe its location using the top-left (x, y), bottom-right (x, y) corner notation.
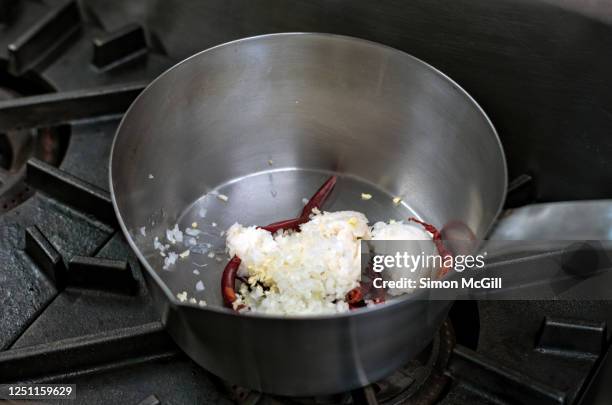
top-left (110, 32), bottom-right (507, 314)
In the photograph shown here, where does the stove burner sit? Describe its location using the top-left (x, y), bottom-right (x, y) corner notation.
top-left (366, 319), bottom-right (454, 405)
top-left (222, 320), bottom-right (455, 405)
top-left (0, 63), bottom-right (69, 213)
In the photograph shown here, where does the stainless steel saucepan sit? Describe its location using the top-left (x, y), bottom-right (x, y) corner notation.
top-left (109, 33), bottom-right (507, 395)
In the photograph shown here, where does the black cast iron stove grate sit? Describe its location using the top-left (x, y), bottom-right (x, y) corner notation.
top-left (0, 1), bottom-right (611, 404)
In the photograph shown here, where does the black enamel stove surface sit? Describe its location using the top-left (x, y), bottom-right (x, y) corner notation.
top-left (0, 1), bottom-right (610, 404)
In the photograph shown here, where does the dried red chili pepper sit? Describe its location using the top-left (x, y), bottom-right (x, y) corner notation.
top-left (347, 262), bottom-right (387, 307)
top-left (300, 175), bottom-right (338, 219)
top-left (259, 176), bottom-right (338, 233)
top-left (346, 287), bottom-right (363, 304)
top-left (259, 217), bottom-right (303, 233)
top-left (221, 175), bottom-right (338, 309)
top-left (407, 217), bottom-right (453, 277)
top-left (221, 255), bottom-right (242, 306)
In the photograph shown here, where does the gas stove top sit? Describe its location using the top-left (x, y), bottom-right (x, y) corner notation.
top-left (1, 1), bottom-right (612, 404)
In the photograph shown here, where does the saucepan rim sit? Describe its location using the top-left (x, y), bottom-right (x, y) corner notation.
top-left (109, 32), bottom-right (508, 321)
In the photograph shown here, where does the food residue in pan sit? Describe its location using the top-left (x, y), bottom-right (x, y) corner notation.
top-left (177, 290), bottom-right (207, 307)
top-left (152, 220), bottom-right (220, 270)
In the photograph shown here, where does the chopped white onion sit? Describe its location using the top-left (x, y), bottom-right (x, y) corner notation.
top-left (185, 228), bottom-right (201, 237)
